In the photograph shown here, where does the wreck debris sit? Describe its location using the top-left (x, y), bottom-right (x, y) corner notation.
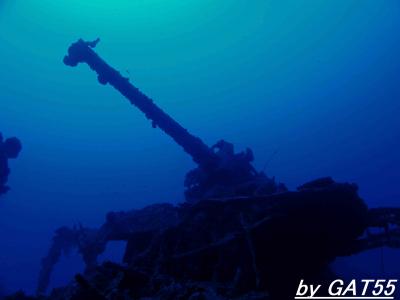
top-left (37, 179), bottom-right (400, 298)
top-left (37, 204), bottom-right (179, 295)
top-left (37, 226), bottom-right (87, 295)
top-left (0, 132), bottom-right (22, 196)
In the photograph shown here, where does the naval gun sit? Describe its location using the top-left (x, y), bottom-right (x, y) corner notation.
top-left (33, 40), bottom-right (400, 298)
top-left (63, 39), bottom-right (282, 202)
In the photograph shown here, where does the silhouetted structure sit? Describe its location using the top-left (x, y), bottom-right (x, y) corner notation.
top-left (0, 132), bottom-right (22, 196)
top-left (36, 179), bottom-right (400, 299)
top-left (29, 40), bottom-right (400, 299)
top-left (63, 39), bottom-right (282, 202)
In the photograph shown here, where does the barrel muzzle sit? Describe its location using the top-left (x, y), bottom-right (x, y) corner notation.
top-left (63, 39), bottom-right (97, 67)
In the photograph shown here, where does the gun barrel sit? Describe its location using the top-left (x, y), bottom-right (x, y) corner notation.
top-left (64, 39), bottom-right (216, 166)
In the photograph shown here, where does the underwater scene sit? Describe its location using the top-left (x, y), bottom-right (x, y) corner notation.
top-left (0, 1), bottom-right (399, 299)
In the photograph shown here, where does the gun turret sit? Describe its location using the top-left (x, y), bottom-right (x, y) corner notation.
top-left (64, 39), bottom-right (282, 201)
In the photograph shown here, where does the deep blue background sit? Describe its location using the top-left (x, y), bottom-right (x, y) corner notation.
top-left (0, 0), bottom-right (399, 295)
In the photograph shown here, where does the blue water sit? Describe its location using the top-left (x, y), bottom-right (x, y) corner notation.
top-left (0, 0), bottom-right (399, 295)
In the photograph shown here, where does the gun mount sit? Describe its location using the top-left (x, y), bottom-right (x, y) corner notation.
top-left (63, 39), bottom-right (282, 202)
top-left (29, 40), bottom-right (400, 299)
top-left (36, 178), bottom-right (400, 297)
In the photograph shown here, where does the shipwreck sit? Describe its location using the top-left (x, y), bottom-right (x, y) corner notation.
top-left (14, 39), bottom-right (398, 300)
